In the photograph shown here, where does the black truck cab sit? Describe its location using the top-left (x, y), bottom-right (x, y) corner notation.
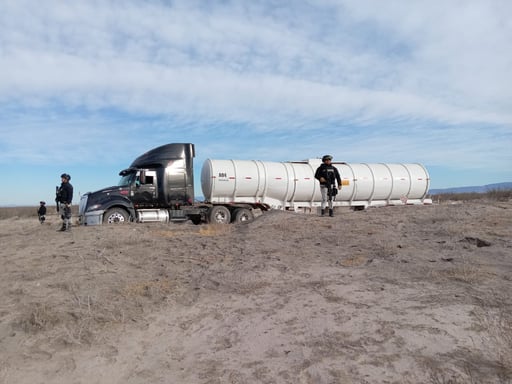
top-left (79, 143), bottom-right (198, 225)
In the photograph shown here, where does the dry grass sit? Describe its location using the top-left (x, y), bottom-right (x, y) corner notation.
top-left (339, 254), bottom-right (368, 267)
top-left (14, 288), bottom-right (131, 346)
top-left (430, 189), bottom-right (512, 203)
top-left (198, 224), bottom-right (233, 236)
top-left (123, 280), bottom-right (175, 299)
top-left (0, 205), bottom-right (79, 219)
top-left (1, 198), bottom-right (511, 383)
top-left (422, 291), bottom-right (512, 383)
top-left (151, 223), bottom-right (233, 238)
top-left (435, 258), bottom-right (490, 284)
top-left (17, 303), bottom-right (61, 333)
top-left (472, 293), bottom-right (512, 382)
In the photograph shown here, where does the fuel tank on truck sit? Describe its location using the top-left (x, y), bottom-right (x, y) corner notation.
top-left (201, 159), bottom-right (431, 211)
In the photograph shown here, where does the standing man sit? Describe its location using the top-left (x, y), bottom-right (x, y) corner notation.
top-left (37, 201), bottom-right (46, 224)
top-left (56, 173), bottom-right (73, 231)
top-left (315, 155), bottom-right (342, 217)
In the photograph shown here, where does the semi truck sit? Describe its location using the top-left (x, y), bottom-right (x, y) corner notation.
top-left (78, 143), bottom-right (431, 225)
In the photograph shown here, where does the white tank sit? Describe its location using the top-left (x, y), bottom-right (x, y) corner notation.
top-left (201, 159), bottom-right (431, 211)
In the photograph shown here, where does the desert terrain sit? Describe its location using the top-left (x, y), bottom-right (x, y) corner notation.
top-left (0, 199), bottom-right (511, 384)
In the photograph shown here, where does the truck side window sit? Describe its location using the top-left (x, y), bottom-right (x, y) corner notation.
top-left (145, 176), bottom-right (154, 184)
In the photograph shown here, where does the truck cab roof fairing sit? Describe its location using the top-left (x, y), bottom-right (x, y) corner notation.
top-left (130, 143), bottom-right (195, 169)
top-left (119, 167), bottom-right (138, 176)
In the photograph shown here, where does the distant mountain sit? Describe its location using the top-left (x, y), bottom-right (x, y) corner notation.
top-left (429, 182), bottom-right (512, 195)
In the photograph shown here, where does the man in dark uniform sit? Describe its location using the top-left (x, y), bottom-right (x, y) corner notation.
top-left (314, 155), bottom-right (342, 217)
top-left (56, 173), bottom-right (73, 231)
top-left (37, 201), bottom-right (46, 224)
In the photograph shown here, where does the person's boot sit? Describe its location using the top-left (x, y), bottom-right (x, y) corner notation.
top-left (329, 209), bottom-right (334, 217)
top-left (321, 208), bottom-right (325, 216)
top-left (57, 223), bottom-right (66, 232)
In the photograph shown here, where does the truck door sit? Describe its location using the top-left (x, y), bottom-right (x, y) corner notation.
top-left (166, 159), bottom-right (191, 204)
top-left (133, 170), bottom-right (158, 206)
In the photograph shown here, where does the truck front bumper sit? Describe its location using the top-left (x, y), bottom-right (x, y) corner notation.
top-left (79, 210), bottom-right (105, 226)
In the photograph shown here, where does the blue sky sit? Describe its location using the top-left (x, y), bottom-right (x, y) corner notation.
top-left (1, 0), bottom-right (511, 206)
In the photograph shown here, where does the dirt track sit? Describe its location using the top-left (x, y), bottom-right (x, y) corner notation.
top-left (1, 201), bottom-right (511, 383)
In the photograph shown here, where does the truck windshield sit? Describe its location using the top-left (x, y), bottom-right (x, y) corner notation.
top-left (118, 172), bottom-right (136, 187)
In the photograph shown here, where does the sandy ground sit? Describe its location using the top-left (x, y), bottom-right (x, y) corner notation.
top-left (0, 200), bottom-right (511, 384)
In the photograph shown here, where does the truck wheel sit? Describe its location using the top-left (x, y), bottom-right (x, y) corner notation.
top-left (208, 206), bottom-right (231, 224)
top-left (103, 208), bottom-right (129, 224)
top-left (233, 208), bottom-right (254, 223)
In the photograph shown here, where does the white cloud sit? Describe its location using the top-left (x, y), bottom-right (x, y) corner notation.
top-left (0, 0), bottom-right (511, 201)
top-left (2, 1), bottom-right (510, 119)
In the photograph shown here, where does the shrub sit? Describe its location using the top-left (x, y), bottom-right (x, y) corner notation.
top-left (430, 189), bottom-right (512, 202)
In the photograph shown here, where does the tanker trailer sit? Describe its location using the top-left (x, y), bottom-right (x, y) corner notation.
top-left (201, 159), bottom-right (431, 212)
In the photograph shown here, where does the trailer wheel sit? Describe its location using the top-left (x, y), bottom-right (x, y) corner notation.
top-left (103, 208), bottom-right (129, 224)
top-left (208, 206), bottom-right (231, 224)
top-left (232, 208), bottom-right (254, 223)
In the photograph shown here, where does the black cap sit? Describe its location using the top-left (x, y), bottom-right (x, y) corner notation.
top-left (60, 173), bottom-right (71, 180)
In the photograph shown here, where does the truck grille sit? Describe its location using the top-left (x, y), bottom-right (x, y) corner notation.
top-left (78, 194), bottom-right (88, 216)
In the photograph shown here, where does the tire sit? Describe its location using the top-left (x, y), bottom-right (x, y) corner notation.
top-left (232, 208), bottom-right (254, 223)
top-left (208, 206), bottom-right (231, 224)
top-left (103, 207), bottom-right (129, 224)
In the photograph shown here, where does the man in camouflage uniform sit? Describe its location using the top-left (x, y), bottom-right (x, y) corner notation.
top-left (56, 173), bottom-right (73, 231)
top-left (314, 155), bottom-right (342, 217)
